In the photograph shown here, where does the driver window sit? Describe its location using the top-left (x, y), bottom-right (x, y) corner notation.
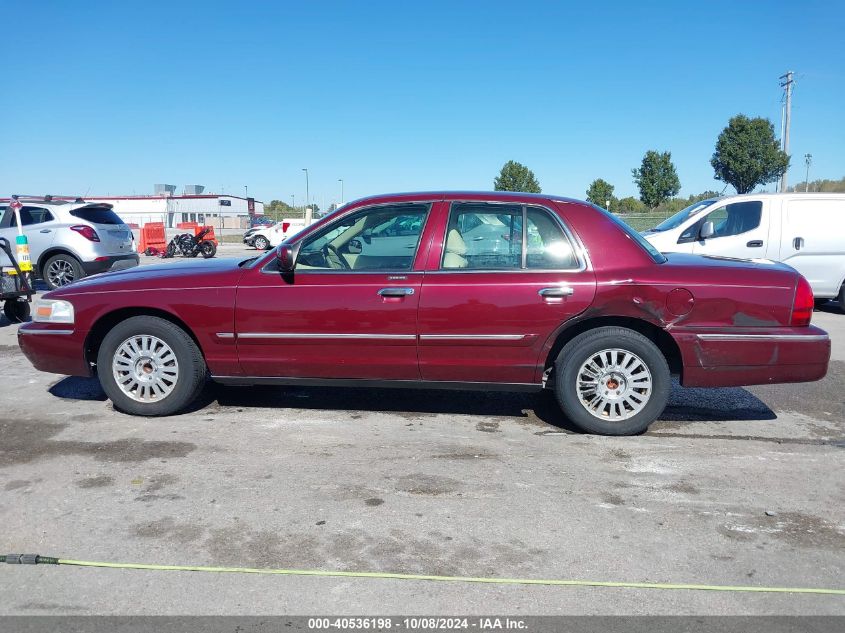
top-left (296, 203), bottom-right (430, 271)
top-left (679, 201), bottom-right (762, 242)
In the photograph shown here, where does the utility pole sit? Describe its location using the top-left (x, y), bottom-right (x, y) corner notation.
top-left (804, 154), bottom-right (812, 191)
top-left (779, 71), bottom-right (794, 192)
top-left (338, 178), bottom-right (344, 205)
top-left (302, 168), bottom-right (309, 212)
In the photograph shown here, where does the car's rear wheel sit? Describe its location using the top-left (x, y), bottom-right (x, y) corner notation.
top-left (43, 254), bottom-right (84, 289)
top-left (555, 326), bottom-right (671, 435)
top-left (253, 236), bottom-right (269, 250)
top-left (838, 284), bottom-right (845, 313)
top-left (97, 316), bottom-right (207, 416)
top-left (200, 241), bottom-right (216, 258)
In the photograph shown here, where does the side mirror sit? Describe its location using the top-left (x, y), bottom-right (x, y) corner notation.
top-left (276, 242), bottom-right (301, 272)
top-left (699, 221), bottom-right (715, 240)
top-left (348, 238), bottom-right (363, 254)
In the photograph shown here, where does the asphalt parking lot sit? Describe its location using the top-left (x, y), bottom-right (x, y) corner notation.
top-left (0, 246), bottom-right (843, 615)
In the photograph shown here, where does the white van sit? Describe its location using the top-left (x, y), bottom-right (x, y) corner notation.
top-left (642, 193), bottom-right (845, 303)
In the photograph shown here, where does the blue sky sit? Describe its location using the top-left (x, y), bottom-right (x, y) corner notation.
top-left (2, 0), bottom-right (843, 207)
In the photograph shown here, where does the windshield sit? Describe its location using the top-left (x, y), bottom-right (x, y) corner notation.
top-left (650, 199), bottom-right (718, 232)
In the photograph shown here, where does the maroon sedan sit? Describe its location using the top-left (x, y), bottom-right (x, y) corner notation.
top-left (18, 192), bottom-right (830, 435)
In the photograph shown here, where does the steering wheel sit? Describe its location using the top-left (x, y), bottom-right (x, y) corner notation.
top-left (323, 243), bottom-right (350, 270)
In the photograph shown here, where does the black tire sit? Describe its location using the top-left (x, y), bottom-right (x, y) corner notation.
top-left (838, 284), bottom-right (845, 313)
top-left (96, 316), bottom-right (207, 416)
top-left (165, 242), bottom-right (176, 258)
top-left (253, 236), bottom-right (269, 250)
top-left (42, 253), bottom-right (84, 290)
top-left (3, 299), bottom-right (30, 323)
top-left (554, 326), bottom-right (671, 436)
top-left (200, 241), bottom-right (217, 258)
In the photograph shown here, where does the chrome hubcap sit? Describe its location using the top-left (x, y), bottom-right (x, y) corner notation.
top-left (576, 348), bottom-right (652, 421)
top-left (112, 335), bottom-right (179, 402)
top-left (47, 260), bottom-right (75, 286)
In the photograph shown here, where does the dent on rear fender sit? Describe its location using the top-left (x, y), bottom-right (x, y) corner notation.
top-left (591, 285), bottom-right (687, 329)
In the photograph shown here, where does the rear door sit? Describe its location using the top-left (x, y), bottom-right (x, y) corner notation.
top-left (689, 199), bottom-right (769, 259)
top-left (779, 197), bottom-right (845, 297)
top-left (417, 201), bottom-right (596, 385)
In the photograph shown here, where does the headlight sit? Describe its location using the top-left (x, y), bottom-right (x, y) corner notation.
top-left (33, 299), bottom-right (75, 324)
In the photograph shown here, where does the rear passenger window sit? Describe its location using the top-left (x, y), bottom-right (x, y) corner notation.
top-left (442, 203), bottom-right (578, 270)
top-left (526, 207), bottom-right (578, 269)
top-left (10, 206), bottom-right (54, 227)
top-left (443, 203), bottom-right (523, 269)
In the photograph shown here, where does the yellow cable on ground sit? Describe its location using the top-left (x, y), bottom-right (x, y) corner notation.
top-left (51, 559), bottom-right (845, 596)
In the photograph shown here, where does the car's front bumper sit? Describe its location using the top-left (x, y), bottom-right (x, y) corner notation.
top-left (673, 325), bottom-right (831, 387)
top-left (81, 254), bottom-right (140, 276)
top-left (18, 324), bottom-right (92, 377)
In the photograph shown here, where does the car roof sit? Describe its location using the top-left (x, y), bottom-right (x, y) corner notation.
top-left (345, 191), bottom-right (585, 206)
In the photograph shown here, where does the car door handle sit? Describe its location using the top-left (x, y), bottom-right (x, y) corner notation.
top-left (746, 240), bottom-right (763, 247)
top-left (378, 287), bottom-right (415, 297)
top-left (40, 229), bottom-right (52, 233)
top-left (539, 286), bottom-right (575, 298)
top-left (793, 237), bottom-right (804, 250)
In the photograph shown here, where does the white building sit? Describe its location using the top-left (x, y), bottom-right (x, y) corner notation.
top-left (79, 193), bottom-right (265, 229)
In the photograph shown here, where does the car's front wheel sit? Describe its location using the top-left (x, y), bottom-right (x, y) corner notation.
top-left (555, 326), bottom-right (671, 435)
top-left (43, 254), bottom-right (84, 289)
top-left (97, 316), bottom-right (207, 416)
top-left (253, 236), bottom-right (269, 250)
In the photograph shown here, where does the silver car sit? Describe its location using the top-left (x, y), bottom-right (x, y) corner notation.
top-left (0, 197), bottom-right (139, 289)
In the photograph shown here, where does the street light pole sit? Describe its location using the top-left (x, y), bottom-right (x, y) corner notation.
top-left (302, 168), bottom-right (309, 212)
top-left (338, 179), bottom-right (344, 205)
top-left (245, 185), bottom-right (248, 199)
top-left (291, 194), bottom-right (295, 210)
top-left (804, 154), bottom-right (812, 192)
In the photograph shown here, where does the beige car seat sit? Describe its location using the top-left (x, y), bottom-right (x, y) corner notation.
top-left (443, 229), bottom-right (468, 268)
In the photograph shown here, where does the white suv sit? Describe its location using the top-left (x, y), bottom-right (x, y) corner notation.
top-left (0, 197), bottom-right (139, 289)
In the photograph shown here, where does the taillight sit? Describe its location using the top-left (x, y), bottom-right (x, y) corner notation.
top-left (70, 225), bottom-right (100, 242)
top-left (790, 275), bottom-right (814, 326)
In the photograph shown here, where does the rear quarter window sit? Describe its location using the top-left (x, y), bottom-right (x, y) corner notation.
top-left (69, 206), bottom-right (124, 225)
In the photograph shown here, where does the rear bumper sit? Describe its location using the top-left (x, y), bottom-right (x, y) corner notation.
top-left (81, 254), bottom-right (140, 275)
top-left (674, 326), bottom-right (831, 388)
top-left (17, 325), bottom-right (92, 377)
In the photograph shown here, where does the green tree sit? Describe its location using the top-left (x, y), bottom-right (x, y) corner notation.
top-left (711, 115), bottom-right (789, 194)
top-left (494, 160), bottom-right (541, 193)
top-left (616, 196), bottom-right (647, 214)
top-left (789, 175), bottom-right (845, 193)
top-left (632, 150), bottom-right (681, 209)
top-left (264, 199), bottom-right (295, 220)
top-left (586, 179), bottom-right (615, 208)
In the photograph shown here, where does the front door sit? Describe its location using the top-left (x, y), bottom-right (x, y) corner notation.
top-left (689, 199), bottom-right (769, 260)
top-left (234, 202), bottom-right (432, 378)
top-left (417, 201), bottom-right (596, 384)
